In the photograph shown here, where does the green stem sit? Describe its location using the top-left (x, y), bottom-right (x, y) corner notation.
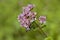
top-left (34, 21), bottom-right (47, 37)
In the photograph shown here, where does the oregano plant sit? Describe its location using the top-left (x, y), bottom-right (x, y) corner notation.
top-left (17, 4), bottom-right (47, 37)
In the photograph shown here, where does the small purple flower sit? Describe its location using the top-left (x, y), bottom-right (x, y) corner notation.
top-left (39, 16), bottom-right (46, 24)
top-left (27, 4), bottom-right (35, 9)
top-left (17, 4), bottom-right (36, 31)
top-left (22, 4), bottom-right (35, 14)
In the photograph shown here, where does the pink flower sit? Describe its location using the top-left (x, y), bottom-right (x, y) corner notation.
top-left (22, 4), bottom-right (35, 14)
top-left (39, 16), bottom-right (46, 24)
top-left (27, 4), bottom-right (35, 9)
top-left (17, 4), bottom-right (36, 31)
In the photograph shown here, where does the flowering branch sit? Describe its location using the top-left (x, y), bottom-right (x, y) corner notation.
top-left (17, 4), bottom-right (47, 37)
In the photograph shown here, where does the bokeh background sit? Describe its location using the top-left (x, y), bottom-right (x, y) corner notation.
top-left (0, 0), bottom-right (60, 40)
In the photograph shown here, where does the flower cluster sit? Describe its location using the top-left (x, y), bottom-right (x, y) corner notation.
top-left (17, 4), bottom-right (46, 31)
top-left (39, 16), bottom-right (46, 24)
top-left (17, 4), bottom-right (36, 31)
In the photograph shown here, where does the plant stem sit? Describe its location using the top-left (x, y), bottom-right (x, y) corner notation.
top-left (34, 21), bottom-right (47, 37)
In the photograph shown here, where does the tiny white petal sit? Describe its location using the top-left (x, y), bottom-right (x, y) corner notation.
top-left (43, 21), bottom-right (46, 24)
top-left (30, 19), bottom-right (34, 22)
top-left (40, 16), bottom-right (46, 19)
top-left (22, 7), bottom-right (26, 10)
top-left (35, 18), bottom-right (36, 20)
top-left (33, 4), bottom-right (35, 7)
top-left (18, 20), bottom-right (20, 22)
top-left (34, 12), bottom-right (37, 15)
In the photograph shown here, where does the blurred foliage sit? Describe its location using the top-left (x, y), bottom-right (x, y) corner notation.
top-left (0, 0), bottom-right (60, 40)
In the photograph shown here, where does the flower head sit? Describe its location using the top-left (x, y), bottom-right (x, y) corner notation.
top-left (39, 16), bottom-right (46, 24)
top-left (17, 4), bottom-right (36, 31)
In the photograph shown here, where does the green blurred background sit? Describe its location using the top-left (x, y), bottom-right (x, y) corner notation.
top-left (0, 0), bottom-right (60, 40)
